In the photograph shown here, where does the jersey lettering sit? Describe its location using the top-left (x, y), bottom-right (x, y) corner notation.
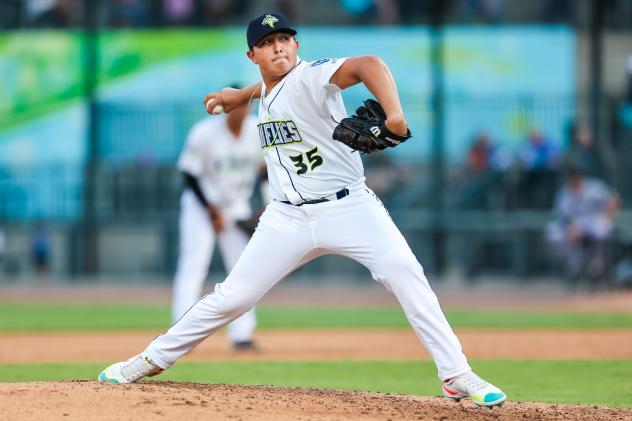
top-left (258, 121), bottom-right (303, 148)
top-left (310, 58), bottom-right (331, 67)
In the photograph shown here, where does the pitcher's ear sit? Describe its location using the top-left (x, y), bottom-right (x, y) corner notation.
top-left (247, 49), bottom-right (257, 64)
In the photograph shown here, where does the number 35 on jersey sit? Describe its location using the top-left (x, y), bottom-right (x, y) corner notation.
top-left (290, 147), bottom-right (323, 175)
top-left (258, 120), bottom-right (324, 175)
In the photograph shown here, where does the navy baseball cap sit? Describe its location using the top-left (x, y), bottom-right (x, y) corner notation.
top-left (247, 12), bottom-right (297, 49)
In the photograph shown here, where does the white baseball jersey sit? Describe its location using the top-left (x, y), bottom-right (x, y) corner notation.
top-left (554, 177), bottom-right (615, 239)
top-left (177, 114), bottom-right (263, 219)
top-left (257, 57), bottom-right (365, 204)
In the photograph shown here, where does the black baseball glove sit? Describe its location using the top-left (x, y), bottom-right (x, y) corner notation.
top-left (332, 99), bottom-right (411, 154)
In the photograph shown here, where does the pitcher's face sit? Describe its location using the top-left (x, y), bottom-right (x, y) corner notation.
top-left (247, 32), bottom-right (298, 79)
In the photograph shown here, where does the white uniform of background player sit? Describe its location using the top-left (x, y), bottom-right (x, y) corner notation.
top-left (546, 167), bottom-right (620, 280)
top-left (99, 12), bottom-right (506, 407)
top-left (173, 108), bottom-right (262, 347)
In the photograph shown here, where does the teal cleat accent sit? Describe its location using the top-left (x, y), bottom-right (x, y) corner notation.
top-left (97, 371), bottom-right (120, 384)
top-left (483, 392), bottom-right (507, 405)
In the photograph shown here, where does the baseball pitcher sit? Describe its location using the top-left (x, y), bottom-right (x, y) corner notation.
top-left (99, 12), bottom-right (507, 407)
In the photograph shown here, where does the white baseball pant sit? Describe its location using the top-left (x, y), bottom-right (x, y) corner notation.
top-left (150, 185), bottom-right (470, 380)
top-left (172, 190), bottom-right (256, 344)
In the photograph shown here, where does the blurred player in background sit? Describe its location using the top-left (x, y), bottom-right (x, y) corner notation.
top-left (173, 93), bottom-right (264, 350)
top-left (546, 165), bottom-right (621, 284)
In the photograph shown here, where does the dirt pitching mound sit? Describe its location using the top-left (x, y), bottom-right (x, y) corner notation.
top-left (2, 381), bottom-right (631, 421)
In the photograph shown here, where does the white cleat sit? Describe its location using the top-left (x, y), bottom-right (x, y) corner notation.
top-left (98, 355), bottom-right (163, 384)
top-left (442, 370), bottom-right (507, 407)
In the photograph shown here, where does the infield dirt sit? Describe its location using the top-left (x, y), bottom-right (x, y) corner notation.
top-left (2, 381), bottom-right (632, 421)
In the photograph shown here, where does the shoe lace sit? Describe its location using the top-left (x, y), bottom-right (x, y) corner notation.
top-left (461, 371), bottom-right (488, 391)
top-left (120, 355), bottom-right (160, 382)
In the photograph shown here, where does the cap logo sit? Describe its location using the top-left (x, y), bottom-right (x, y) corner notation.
top-left (261, 14), bottom-right (279, 28)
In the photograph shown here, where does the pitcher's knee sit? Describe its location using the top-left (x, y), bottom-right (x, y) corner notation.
top-left (372, 249), bottom-right (424, 282)
top-left (212, 281), bottom-right (260, 315)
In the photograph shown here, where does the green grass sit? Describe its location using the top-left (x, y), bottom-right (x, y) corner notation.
top-left (0, 303), bottom-right (171, 331)
top-left (1, 360), bottom-right (631, 407)
top-left (1, 302), bottom-right (631, 331)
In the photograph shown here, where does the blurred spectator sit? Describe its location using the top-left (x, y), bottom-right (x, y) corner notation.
top-left (456, 131), bottom-right (514, 210)
top-left (162, 0), bottom-right (194, 26)
top-left (517, 129), bottom-right (561, 208)
top-left (546, 166), bottom-right (621, 284)
top-left (110, 0), bottom-right (148, 28)
top-left (518, 129), bottom-right (560, 171)
top-left (565, 121), bottom-right (602, 177)
top-left (31, 224), bottom-right (50, 277)
top-left (30, 0), bottom-right (75, 28)
top-left (467, 132), bottom-right (493, 173)
top-left (340, 0), bottom-right (400, 25)
top-left (466, 132), bottom-right (513, 173)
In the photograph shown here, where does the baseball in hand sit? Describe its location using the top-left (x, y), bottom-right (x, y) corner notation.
top-left (206, 99), bottom-right (224, 115)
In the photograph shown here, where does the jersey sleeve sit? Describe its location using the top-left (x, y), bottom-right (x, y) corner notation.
top-left (177, 121), bottom-right (208, 176)
top-left (299, 58), bottom-right (348, 113)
